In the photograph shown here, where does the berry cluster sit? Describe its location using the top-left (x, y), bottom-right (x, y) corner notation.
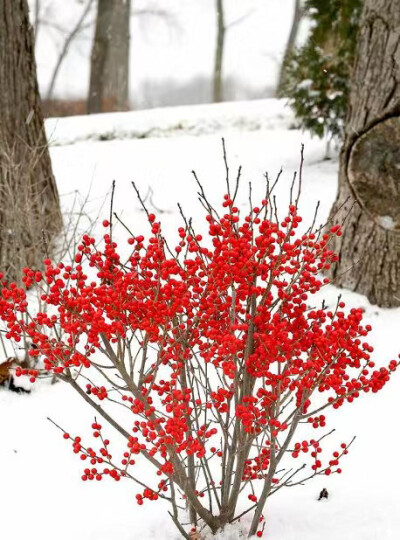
top-left (0, 191), bottom-right (397, 538)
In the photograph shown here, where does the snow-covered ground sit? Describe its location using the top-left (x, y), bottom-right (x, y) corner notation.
top-left (45, 99), bottom-right (294, 146)
top-left (1, 100), bottom-right (400, 540)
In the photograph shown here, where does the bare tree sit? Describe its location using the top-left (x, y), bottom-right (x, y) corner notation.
top-left (0, 0), bottom-right (62, 282)
top-left (213, 0), bottom-right (225, 103)
top-left (33, 0), bottom-right (41, 43)
top-left (213, 2), bottom-right (253, 103)
top-left (88, 0), bottom-right (131, 113)
top-left (46, 0), bottom-right (94, 101)
top-left (327, 0), bottom-right (400, 307)
top-left (276, 0), bottom-right (304, 95)
top-left (42, 1), bottom-right (173, 105)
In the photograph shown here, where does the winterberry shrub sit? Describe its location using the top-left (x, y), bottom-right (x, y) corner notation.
top-left (0, 160), bottom-right (396, 538)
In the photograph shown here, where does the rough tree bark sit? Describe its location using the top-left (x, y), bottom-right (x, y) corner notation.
top-left (88, 0), bottom-right (131, 114)
top-left (0, 0), bottom-right (62, 282)
top-left (213, 0), bottom-right (225, 103)
top-left (327, 0), bottom-right (400, 308)
top-left (276, 0), bottom-right (304, 96)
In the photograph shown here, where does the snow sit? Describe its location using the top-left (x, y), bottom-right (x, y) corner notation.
top-left (297, 79), bottom-right (313, 90)
top-left (45, 99), bottom-right (295, 146)
top-left (378, 216), bottom-right (395, 230)
top-left (1, 99), bottom-right (400, 540)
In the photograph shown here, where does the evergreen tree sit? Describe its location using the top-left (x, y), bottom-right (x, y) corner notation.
top-left (282, 0), bottom-right (363, 139)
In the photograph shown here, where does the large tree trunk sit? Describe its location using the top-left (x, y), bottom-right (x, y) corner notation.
top-left (87, 0), bottom-right (131, 114)
top-left (328, 0), bottom-right (400, 307)
top-left (0, 0), bottom-right (62, 283)
top-left (213, 0), bottom-right (225, 103)
top-left (276, 0), bottom-right (304, 96)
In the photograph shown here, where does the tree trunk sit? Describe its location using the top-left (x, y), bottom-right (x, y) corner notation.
top-left (0, 0), bottom-right (62, 283)
top-left (328, 0), bottom-right (400, 307)
top-left (88, 0), bottom-right (131, 114)
top-left (213, 0), bottom-right (225, 103)
top-left (276, 0), bottom-right (304, 96)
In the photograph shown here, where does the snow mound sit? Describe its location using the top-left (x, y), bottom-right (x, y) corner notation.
top-left (45, 99), bottom-right (295, 146)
